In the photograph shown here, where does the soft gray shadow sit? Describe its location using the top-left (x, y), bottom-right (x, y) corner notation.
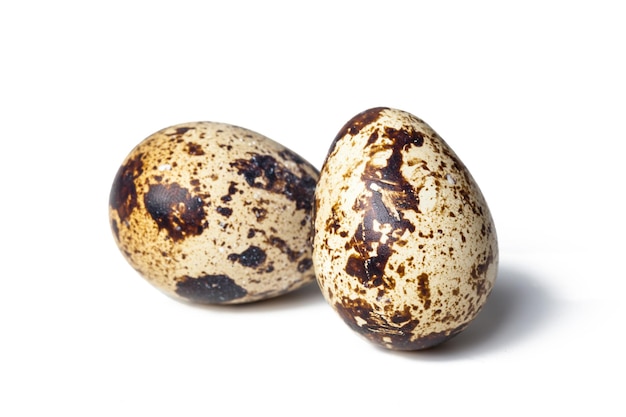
top-left (184, 280), bottom-right (326, 313)
top-left (390, 263), bottom-right (555, 360)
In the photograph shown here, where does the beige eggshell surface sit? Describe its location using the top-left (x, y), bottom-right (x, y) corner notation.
top-left (109, 122), bottom-right (319, 304)
top-left (313, 107), bottom-right (498, 350)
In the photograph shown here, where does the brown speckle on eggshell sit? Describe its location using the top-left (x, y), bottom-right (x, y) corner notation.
top-left (312, 107), bottom-right (498, 350)
top-left (109, 122), bottom-right (319, 304)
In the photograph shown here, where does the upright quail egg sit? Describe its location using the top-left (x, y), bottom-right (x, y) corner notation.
top-left (313, 107), bottom-right (498, 350)
top-left (109, 122), bottom-right (319, 304)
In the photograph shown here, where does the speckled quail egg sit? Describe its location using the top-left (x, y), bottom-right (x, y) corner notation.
top-left (109, 122), bottom-right (319, 304)
top-left (312, 107), bottom-right (498, 350)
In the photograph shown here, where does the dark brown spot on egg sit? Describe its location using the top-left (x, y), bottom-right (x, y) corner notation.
top-left (186, 142), bottom-right (205, 156)
top-left (252, 207), bottom-right (268, 222)
top-left (297, 258), bottom-right (313, 272)
top-left (221, 181), bottom-right (240, 203)
top-left (110, 153), bottom-right (143, 222)
top-left (269, 236), bottom-right (300, 262)
top-left (216, 206), bottom-right (233, 217)
top-left (111, 219), bottom-right (120, 241)
top-left (324, 209), bottom-right (343, 234)
top-left (189, 179), bottom-right (201, 192)
top-left (230, 153), bottom-right (317, 212)
top-left (417, 273), bottom-right (431, 309)
top-left (175, 274), bottom-right (247, 304)
top-left (335, 107), bottom-right (388, 140)
top-left (229, 182), bottom-right (240, 194)
top-left (227, 245), bottom-right (267, 268)
top-left (366, 131), bottom-right (379, 146)
top-left (384, 126), bottom-right (425, 148)
top-left (390, 306), bottom-right (413, 324)
top-left (166, 126), bottom-right (195, 136)
top-left (345, 255), bottom-right (368, 282)
top-left (144, 183), bottom-right (207, 242)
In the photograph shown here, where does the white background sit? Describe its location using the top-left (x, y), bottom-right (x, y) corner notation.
top-left (1, 1), bottom-right (624, 415)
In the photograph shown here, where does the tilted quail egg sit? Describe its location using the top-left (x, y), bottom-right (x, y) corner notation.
top-left (109, 122), bottom-right (319, 304)
top-left (313, 107), bottom-right (498, 350)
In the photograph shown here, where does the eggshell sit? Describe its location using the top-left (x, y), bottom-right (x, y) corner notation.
top-left (312, 107), bottom-right (498, 350)
top-left (109, 122), bottom-right (319, 304)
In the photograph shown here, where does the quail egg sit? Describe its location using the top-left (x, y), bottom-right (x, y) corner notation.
top-left (312, 107), bottom-right (498, 350)
top-left (109, 122), bottom-right (319, 304)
